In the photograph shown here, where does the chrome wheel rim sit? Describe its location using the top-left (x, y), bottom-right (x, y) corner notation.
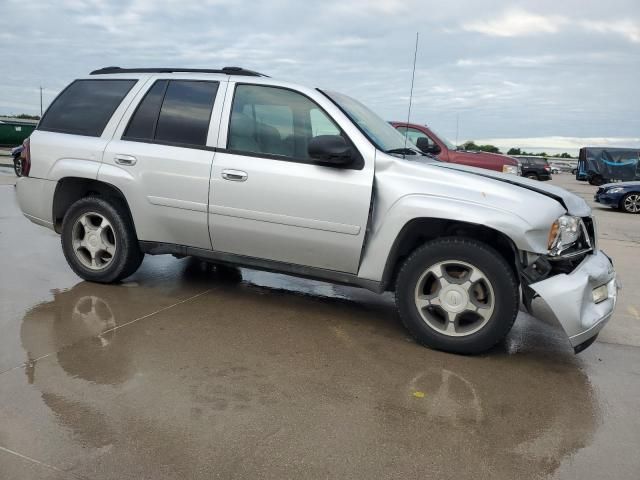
top-left (72, 212), bottom-right (117, 270)
top-left (624, 194), bottom-right (640, 213)
top-left (414, 260), bottom-right (495, 337)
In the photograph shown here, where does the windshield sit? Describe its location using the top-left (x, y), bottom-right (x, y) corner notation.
top-left (428, 126), bottom-right (456, 150)
top-left (322, 90), bottom-right (416, 153)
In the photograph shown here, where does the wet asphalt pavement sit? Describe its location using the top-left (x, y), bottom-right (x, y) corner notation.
top-left (1, 169), bottom-right (639, 479)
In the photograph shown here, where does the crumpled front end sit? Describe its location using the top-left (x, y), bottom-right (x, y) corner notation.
top-left (527, 250), bottom-right (619, 352)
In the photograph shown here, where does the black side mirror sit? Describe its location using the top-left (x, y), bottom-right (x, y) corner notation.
top-left (308, 135), bottom-right (353, 166)
top-left (416, 137), bottom-right (441, 155)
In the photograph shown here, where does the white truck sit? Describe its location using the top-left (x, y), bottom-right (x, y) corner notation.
top-left (15, 67), bottom-right (618, 354)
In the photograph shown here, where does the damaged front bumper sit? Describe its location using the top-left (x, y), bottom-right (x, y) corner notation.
top-left (526, 250), bottom-right (619, 353)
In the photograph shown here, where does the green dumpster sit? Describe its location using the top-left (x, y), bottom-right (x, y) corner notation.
top-left (0, 117), bottom-right (38, 147)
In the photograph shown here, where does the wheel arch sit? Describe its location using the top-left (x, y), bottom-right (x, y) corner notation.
top-left (380, 218), bottom-right (519, 292)
top-left (52, 177), bottom-right (137, 236)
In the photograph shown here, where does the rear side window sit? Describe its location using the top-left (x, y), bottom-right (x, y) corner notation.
top-left (124, 80), bottom-right (219, 147)
top-left (123, 80), bottom-right (167, 141)
top-left (39, 79), bottom-right (136, 137)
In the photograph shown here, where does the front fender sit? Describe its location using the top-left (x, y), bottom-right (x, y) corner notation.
top-left (357, 193), bottom-right (562, 282)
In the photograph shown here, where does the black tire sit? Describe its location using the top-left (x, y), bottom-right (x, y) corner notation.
top-left (395, 237), bottom-right (519, 354)
top-left (61, 196), bottom-right (143, 283)
top-left (621, 192), bottom-right (640, 214)
top-left (589, 175), bottom-right (605, 186)
top-left (13, 156), bottom-right (23, 177)
top-left (525, 173), bottom-right (538, 180)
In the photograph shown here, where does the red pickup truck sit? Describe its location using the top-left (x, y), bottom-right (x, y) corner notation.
top-left (392, 122), bottom-right (520, 175)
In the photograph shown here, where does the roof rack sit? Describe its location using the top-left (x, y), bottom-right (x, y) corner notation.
top-left (90, 66), bottom-right (268, 77)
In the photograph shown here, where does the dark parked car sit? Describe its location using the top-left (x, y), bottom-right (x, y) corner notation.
top-left (594, 182), bottom-right (640, 214)
top-left (11, 144), bottom-right (24, 177)
top-left (515, 156), bottom-right (552, 181)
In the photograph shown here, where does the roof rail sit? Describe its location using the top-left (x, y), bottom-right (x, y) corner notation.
top-left (89, 66), bottom-right (268, 77)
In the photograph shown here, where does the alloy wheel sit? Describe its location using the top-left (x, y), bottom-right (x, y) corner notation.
top-left (624, 194), bottom-right (640, 213)
top-left (71, 212), bottom-right (117, 270)
top-left (414, 260), bottom-right (495, 337)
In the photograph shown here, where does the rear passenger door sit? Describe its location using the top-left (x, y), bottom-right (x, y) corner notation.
top-left (101, 78), bottom-right (225, 250)
top-left (208, 83), bottom-right (374, 273)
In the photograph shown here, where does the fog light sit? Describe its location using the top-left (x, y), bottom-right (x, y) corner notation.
top-left (592, 284), bottom-right (608, 304)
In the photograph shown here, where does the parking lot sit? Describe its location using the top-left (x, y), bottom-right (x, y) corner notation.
top-left (1, 168), bottom-right (639, 479)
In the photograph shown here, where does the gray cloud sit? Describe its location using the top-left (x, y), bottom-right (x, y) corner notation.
top-left (2, 0), bottom-right (639, 152)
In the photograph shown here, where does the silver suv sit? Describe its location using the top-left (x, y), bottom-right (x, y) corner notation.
top-left (15, 66), bottom-right (618, 354)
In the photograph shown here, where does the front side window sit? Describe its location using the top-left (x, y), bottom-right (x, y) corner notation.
top-left (39, 79), bottom-right (136, 137)
top-left (227, 84), bottom-right (344, 162)
top-left (123, 80), bottom-right (219, 146)
top-left (396, 126), bottom-right (433, 147)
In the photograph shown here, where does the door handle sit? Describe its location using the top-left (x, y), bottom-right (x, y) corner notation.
top-left (114, 154), bottom-right (137, 166)
top-left (221, 169), bottom-right (248, 182)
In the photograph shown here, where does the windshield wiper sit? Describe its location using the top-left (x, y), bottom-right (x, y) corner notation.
top-left (385, 148), bottom-right (418, 155)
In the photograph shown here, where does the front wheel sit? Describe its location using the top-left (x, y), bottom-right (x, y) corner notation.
top-left (61, 197), bottom-right (143, 283)
top-left (621, 193), bottom-right (640, 214)
top-left (395, 238), bottom-right (519, 354)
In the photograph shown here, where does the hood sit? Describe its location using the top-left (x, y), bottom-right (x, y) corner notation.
top-left (425, 160), bottom-right (591, 217)
top-left (601, 181), bottom-right (640, 188)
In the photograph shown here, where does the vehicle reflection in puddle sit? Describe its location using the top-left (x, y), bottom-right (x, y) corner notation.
top-left (15, 257), bottom-right (599, 478)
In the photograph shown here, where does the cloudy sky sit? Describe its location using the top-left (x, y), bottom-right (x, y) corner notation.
top-left (2, 0), bottom-right (639, 153)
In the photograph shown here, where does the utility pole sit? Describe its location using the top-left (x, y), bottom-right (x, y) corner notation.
top-left (39, 86), bottom-right (43, 117)
top-left (455, 113), bottom-right (459, 148)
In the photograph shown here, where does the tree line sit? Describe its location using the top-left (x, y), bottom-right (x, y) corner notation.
top-left (461, 141), bottom-right (573, 158)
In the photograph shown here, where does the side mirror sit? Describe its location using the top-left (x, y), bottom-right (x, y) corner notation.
top-left (308, 135), bottom-right (353, 166)
top-left (416, 137), bottom-right (441, 155)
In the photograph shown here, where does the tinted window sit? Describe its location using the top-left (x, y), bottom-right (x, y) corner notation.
top-left (396, 126), bottom-right (433, 147)
top-left (228, 84), bottom-right (344, 161)
top-left (154, 81), bottom-right (219, 146)
top-left (39, 79), bottom-right (136, 137)
top-left (123, 80), bottom-right (167, 140)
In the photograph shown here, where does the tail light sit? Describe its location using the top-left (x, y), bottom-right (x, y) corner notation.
top-left (544, 165), bottom-right (551, 171)
top-left (21, 138), bottom-right (31, 177)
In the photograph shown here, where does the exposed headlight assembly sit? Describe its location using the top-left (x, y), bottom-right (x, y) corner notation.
top-left (548, 215), bottom-right (588, 256)
top-left (502, 165), bottom-right (519, 175)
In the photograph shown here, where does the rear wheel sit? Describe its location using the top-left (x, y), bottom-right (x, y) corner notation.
top-left (621, 193), bottom-right (640, 214)
top-left (395, 238), bottom-right (519, 354)
top-left (61, 197), bottom-right (143, 283)
top-left (589, 175), bottom-right (605, 186)
top-left (13, 156), bottom-right (23, 177)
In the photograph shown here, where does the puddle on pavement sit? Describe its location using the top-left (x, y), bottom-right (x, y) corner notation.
top-left (8, 257), bottom-right (600, 478)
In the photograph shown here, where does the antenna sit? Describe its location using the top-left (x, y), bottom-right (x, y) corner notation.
top-left (402, 32), bottom-right (419, 153)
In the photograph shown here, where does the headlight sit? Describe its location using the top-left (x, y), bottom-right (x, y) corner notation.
top-left (548, 215), bottom-right (582, 255)
top-left (606, 187), bottom-right (624, 194)
top-left (502, 165), bottom-right (518, 175)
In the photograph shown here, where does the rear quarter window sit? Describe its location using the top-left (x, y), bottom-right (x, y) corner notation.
top-left (38, 79), bottom-right (136, 137)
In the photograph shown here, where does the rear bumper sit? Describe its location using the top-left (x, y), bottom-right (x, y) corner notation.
top-left (15, 176), bottom-right (56, 229)
top-left (528, 250), bottom-right (619, 352)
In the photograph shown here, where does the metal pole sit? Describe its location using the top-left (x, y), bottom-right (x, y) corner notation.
top-left (40, 86), bottom-right (43, 117)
